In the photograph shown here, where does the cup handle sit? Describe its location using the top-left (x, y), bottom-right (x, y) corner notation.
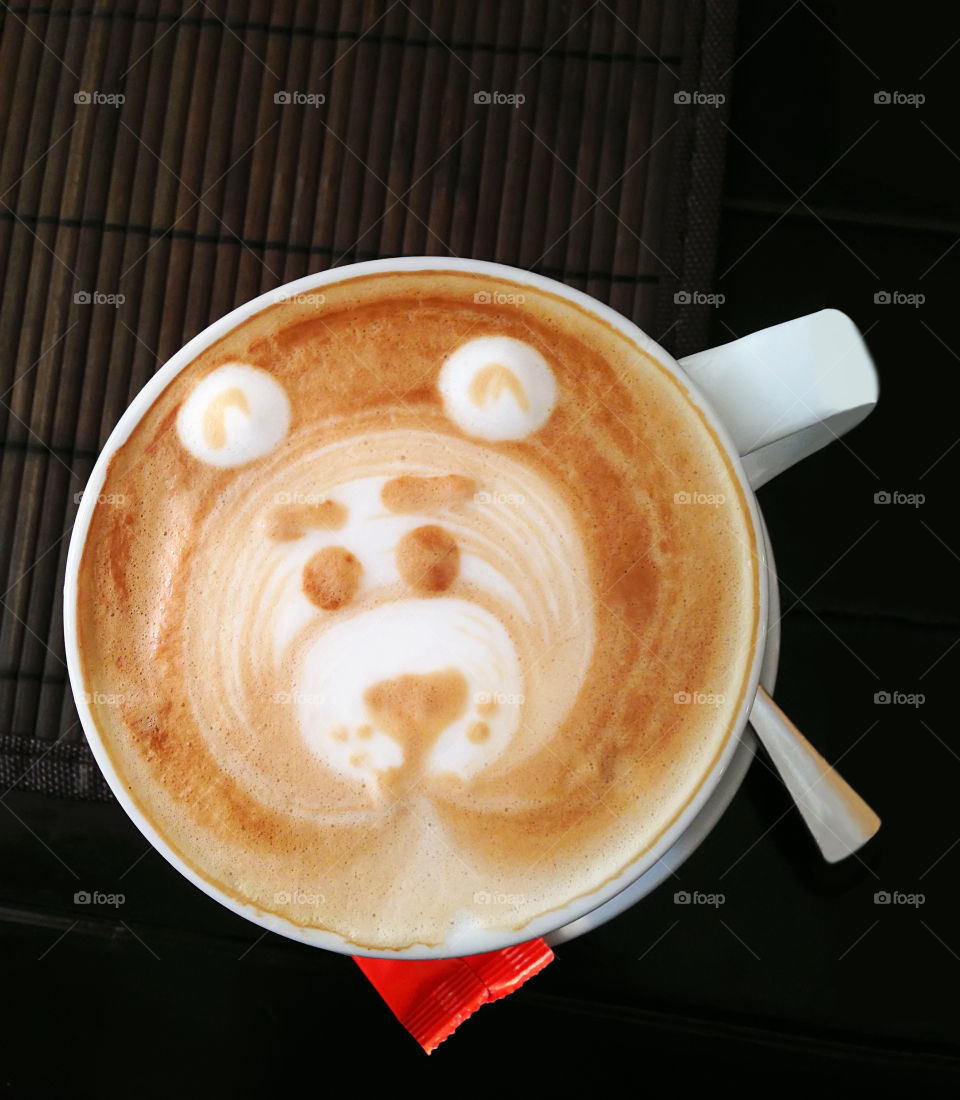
top-left (680, 311), bottom-right (882, 859)
top-left (678, 309), bottom-right (878, 489)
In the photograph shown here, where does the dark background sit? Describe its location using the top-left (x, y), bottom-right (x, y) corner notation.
top-left (2, 1), bottom-right (959, 1093)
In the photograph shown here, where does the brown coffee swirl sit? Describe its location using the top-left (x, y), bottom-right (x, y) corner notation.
top-left (76, 270), bottom-right (759, 950)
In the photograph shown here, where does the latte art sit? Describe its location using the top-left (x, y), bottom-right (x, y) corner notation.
top-left (439, 335), bottom-right (557, 440)
top-left (184, 428), bottom-right (593, 809)
top-left (177, 362), bottom-right (291, 466)
top-left (76, 270), bottom-right (759, 951)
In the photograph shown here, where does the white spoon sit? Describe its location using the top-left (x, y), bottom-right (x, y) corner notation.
top-left (749, 687), bottom-right (881, 862)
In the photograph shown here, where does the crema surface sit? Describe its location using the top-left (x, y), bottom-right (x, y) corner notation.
top-left (76, 270), bottom-right (759, 950)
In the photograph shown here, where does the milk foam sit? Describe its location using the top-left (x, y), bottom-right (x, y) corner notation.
top-left (297, 599), bottom-right (523, 783)
top-left (177, 362), bottom-right (291, 467)
top-left (438, 336), bottom-right (557, 441)
top-left (77, 270), bottom-right (758, 952)
top-left (182, 429), bottom-right (596, 813)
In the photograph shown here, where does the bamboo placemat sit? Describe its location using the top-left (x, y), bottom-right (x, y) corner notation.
top-left (0, 0), bottom-right (737, 800)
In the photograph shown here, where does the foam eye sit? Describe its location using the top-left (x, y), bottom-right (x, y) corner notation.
top-left (438, 336), bottom-right (557, 442)
top-left (302, 547), bottom-right (362, 610)
top-left (396, 526), bottom-right (459, 593)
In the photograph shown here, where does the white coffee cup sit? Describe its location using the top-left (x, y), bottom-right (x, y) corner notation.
top-left (63, 258), bottom-right (878, 958)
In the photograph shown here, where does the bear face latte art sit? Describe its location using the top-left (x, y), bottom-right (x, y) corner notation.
top-left (76, 270), bottom-right (759, 951)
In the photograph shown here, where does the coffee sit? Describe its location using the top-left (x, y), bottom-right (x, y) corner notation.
top-left (76, 269), bottom-right (759, 950)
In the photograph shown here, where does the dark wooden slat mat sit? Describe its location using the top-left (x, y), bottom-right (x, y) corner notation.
top-left (0, 0), bottom-right (737, 800)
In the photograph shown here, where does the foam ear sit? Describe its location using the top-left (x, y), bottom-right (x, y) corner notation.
top-left (177, 362), bottom-right (290, 467)
top-left (438, 336), bottom-right (557, 441)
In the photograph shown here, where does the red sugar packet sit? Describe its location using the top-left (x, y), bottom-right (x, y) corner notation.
top-left (354, 939), bottom-right (554, 1053)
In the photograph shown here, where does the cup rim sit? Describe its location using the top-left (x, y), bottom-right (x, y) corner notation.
top-left (64, 256), bottom-right (769, 959)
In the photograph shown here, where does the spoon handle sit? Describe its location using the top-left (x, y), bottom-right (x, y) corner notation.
top-left (749, 687), bottom-right (881, 862)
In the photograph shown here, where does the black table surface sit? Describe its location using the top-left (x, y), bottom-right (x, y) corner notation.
top-left (3, 1), bottom-right (960, 1093)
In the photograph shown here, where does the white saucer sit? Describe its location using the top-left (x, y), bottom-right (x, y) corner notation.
top-left (546, 509), bottom-right (779, 945)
